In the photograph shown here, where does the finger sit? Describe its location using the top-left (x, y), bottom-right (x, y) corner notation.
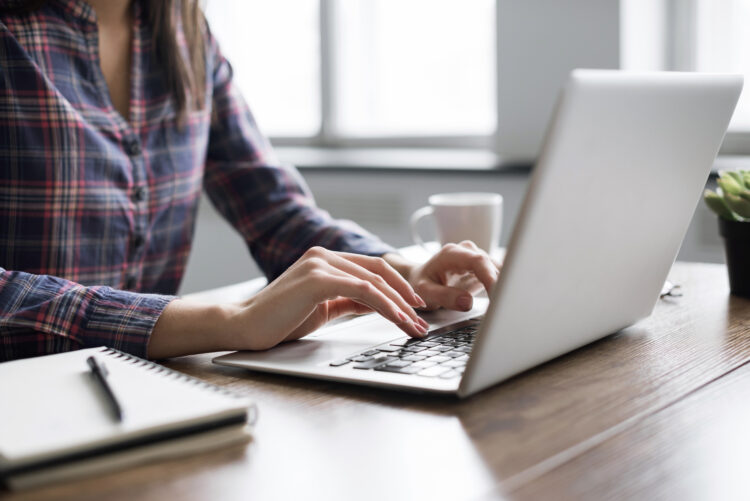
top-left (459, 240), bottom-right (502, 270)
top-left (322, 275), bottom-right (428, 338)
top-left (334, 251), bottom-right (426, 308)
top-left (283, 298), bottom-right (374, 342)
top-left (438, 244), bottom-right (498, 295)
top-left (324, 252), bottom-right (427, 327)
top-left (416, 280), bottom-right (475, 312)
top-left (326, 297), bottom-right (374, 320)
top-left (446, 273), bottom-right (484, 295)
top-left (459, 240), bottom-right (480, 251)
top-left (301, 249), bottom-right (426, 329)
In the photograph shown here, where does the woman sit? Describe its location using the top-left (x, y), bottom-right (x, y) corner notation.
top-left (0, 0), bottom-right (498, 362)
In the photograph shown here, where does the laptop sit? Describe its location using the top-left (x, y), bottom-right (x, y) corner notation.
top-left (214, 70), bottom-right (743, 398)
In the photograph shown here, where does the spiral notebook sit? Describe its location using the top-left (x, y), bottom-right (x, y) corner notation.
top-left (0, 347), bottom-right (255, 490)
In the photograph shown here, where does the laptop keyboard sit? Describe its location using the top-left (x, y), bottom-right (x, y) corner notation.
top-left (328, 317), bottom-right (481, 379)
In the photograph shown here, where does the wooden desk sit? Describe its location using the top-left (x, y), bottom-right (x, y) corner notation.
top-left (6, 262), bottom-right (750, 501)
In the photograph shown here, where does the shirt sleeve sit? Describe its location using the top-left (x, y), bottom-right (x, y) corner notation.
top-left (202, 32), bottom-right (395, 281)
top-left (0, 268), bottom-right (174, 362)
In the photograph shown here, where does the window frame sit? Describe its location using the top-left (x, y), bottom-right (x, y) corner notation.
top-left (265, 0), bottom-right (750, 160)
top-left (267, 0), bottom-right (498, 152)
top-left (666, 0), bottom-right (750, 154)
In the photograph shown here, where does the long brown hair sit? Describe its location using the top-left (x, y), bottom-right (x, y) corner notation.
top-left (2, 0), bottom-right (206, 120)
top-left (147, 0), bottom-right (206, 119)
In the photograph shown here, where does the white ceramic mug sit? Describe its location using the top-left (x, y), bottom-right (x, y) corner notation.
top-left (409, 192), bottom-right (503, 254)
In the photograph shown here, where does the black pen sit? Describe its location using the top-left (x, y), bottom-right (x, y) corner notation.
top-left (87, 355), bottom-right (124, 422)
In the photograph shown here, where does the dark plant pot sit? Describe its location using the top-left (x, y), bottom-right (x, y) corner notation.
top-left (719, 217), bottom-right (750, 298)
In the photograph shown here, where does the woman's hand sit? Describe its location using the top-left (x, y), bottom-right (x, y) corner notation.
top-left (148, 247), bottom-right (429, 358)
top-left (384, 241), bottom-right (500, 312)
top-left (227, 247), bottom-right (430, 350)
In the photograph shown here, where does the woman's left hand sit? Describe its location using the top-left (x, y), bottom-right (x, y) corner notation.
top-left (383, 240), bottom-right (500, 312)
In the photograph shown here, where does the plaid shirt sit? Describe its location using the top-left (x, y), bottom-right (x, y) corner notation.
top-left (0, 0), bottom-right (392, 362)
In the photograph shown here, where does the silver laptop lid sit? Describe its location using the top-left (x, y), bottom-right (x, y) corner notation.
top-left (460, 70), bottom-right (742, 397)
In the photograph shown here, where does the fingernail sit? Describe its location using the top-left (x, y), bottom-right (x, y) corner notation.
top-left (417, 317), bottom-right (429, 329)
top-left (456, 295), bottom-right (472, 311)
top-left (415, 322), bottom-right (428, 335)
top-left (414, 294), bottom-right (427, 308)
top-left (398, 311), bottom-right (409, 323)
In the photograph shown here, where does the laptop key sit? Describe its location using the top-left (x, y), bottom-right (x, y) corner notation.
top-left (419, 350), bottom-right (440, 357)
top-left (362, 350), bottom-right (381, 356)
top-left (402, 355), bottom-right (426, 362)
top-left (385, 360), bottom-right (413, 368)
top-left (353, 356), bottom-right (395, 370)
top-left (426, 355), bottom-right (451, 363)
top-left (375, 365), bottom-right (421, 375)
top-left (351, 355), bottom-right (373, 363)
top-left (411, 360), bottom-right (437, 369)
top-left (442, 360), bottom-right (466, 368)
top-left (329, 359), bottom-right (351, 367)
top-left (377, 345), bottom-right (402, 353)
top-left (403, 346), bottom-right (428, 353)
top-left (445, 351), bottom-right (465, 358)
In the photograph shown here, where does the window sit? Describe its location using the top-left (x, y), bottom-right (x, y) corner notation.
top-left (204, 0), bottom-right (496, 145)
top-left (333, 0), bottom-right (495, 137)
top-left (623, 0), bottom-right (750, 149)
top-left (211, 1), bottom-right (750, 159)
top-left (693, 0), bottom-right (750, 131)
top-left (204, 0), bottom-right (320, 137)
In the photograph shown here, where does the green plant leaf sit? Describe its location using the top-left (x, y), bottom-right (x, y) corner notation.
top-left (717, 176), bottom-right (745, 196)
top-left (743, 172), bottom-right (750, 189)
top-left (722, 170), bottom-right (745, 188)
top-left (704, 189), bottom-right (740, 221)
top-left (725, 192), bottom-right (750, 219)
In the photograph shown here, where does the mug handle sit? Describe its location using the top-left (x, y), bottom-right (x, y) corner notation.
top-left (409, 206), bottom-right (434, 252)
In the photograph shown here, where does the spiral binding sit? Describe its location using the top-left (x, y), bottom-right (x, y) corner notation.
top-left (97, 347), bottom-right (258, 425)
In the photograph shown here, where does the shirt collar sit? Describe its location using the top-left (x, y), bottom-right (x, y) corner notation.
top-left (53, 0), bottom-right (96, 23)
top-left (0, 0), bottom-right (97, 23)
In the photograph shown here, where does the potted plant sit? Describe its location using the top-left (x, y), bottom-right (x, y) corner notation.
top-left (704, 169), bottom-right (750, 297)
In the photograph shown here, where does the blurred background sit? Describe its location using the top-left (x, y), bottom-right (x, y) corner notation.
top-left (180, 0), bottom-right (750, 293)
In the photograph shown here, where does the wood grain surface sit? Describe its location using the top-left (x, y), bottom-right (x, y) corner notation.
top-left (3, 262), bottom-right (749, 501)
top-left (510, 349), bottom-right (750, 500)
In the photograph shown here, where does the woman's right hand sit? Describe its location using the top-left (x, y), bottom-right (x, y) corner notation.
top-left (148, 247), bottom-right (429, 358)
top-left (226, 247), bottom-right (430, 350)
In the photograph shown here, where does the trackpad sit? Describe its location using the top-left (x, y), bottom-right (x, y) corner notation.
top-left (235, 315), bottom-right (405, 366)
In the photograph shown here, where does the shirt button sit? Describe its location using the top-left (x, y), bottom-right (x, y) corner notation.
top-left (133, 186), bottom-right (147, 202)
top-left (133, 233), bottom-right (145, 249)
top-left (126, 139), bottom-right (141, 157)
top-left (125, 275), bottom-right (137, 290)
